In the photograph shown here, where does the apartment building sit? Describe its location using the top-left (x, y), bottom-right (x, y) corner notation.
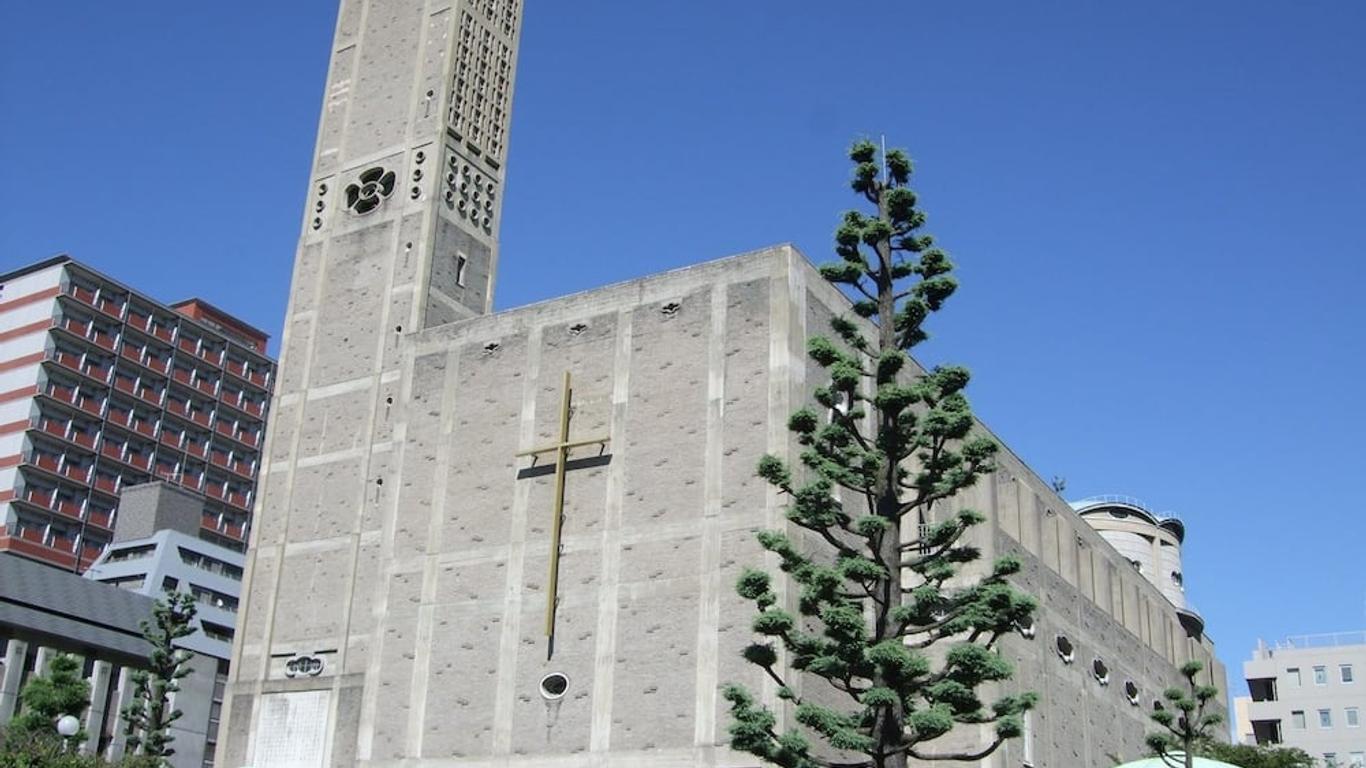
top-left (1241, 632), bottom-right (1366, 767)
top-left (0, 256), bottom-right (273, 570)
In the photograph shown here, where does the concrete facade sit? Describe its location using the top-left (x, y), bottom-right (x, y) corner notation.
top-left (222, 244), bottom-right (1224, 767)
top-left (1071, 496), bottom-right (1203, 638)
top-left (220, 2), bottom-right (1222, 766)
top-left (1241, 633), bottom-right (1366, 766)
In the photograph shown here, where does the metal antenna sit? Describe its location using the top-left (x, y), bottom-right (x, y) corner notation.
top-left (880, 134), bottom-right (888, 183)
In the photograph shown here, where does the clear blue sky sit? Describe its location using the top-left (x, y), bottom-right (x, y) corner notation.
top-left (3, 3), bottom-right (1364, 698)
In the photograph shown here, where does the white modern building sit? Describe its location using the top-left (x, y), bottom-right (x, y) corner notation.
top-left (1240, 632), bottom-right (1366, 767)
top-left (84, 482), bottom-right (245, 661)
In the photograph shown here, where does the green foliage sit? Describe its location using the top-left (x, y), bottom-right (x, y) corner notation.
top-left (1147, 660), bottom-right (1225, 768)
top-left (1196, 739), bottom-right (1316, 768)
top-left (724, 141), bottom-right (1037, 768)
top-left (0, 719), bottom-right (164, 768)
top-left (121, 592), bottom-right (198, 762)
top-left (0, 729), bottom-right (163, 768)
top-left (6, 654), bottom-right (90, 748)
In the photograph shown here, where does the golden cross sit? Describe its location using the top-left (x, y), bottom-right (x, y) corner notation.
top-left (515, 371), bottom-right (609, 643)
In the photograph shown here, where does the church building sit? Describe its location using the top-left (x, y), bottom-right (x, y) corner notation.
top-left (218, 2), bottom-right (1224, 766)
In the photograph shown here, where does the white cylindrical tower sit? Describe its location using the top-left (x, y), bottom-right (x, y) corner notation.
top-left (1071, 495), bottom-right (1188, 610)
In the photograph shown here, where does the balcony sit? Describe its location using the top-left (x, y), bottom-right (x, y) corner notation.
top-left (60, 317), bottom-right (91, 337)
top-left (228, 459), bottom-right (257, 480)
top-left (37, 418), bottom-right (70, 442)
top-left (126, 310), bottom-right (176, 344)
top-left (219, 392), bottom-right (266, 420)
top-left (98, 442), bottom-right (152, 473)
top-left (0, 534), bottom-right (79, 571)
top-left (59, 462), bottom-right (93, 484)
top-left (67, 284), bottom-right (97, 305)
top-left (20, 488), bottom-right (85, 522)
top-left (31, 453), bottom-right (62, 474)
top-left (224, 359), bottom-right (271, 389)
top-left (50, 349), bottom-right (85, 376)
top-left (95, 296), bottom-right (125, 321)
top-left (119, 342), bottom-right (171, 376)
top-left (89, 330), bottom-right (118, 352)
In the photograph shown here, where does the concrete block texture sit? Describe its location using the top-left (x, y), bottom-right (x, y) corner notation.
top-left (226, 243), bottom-right (1222, 767)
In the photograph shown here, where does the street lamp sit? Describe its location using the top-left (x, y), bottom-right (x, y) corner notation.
top-left (56, 715), bottom-right (80, 737)
top-left (56, 714), bottom-right (80, 752)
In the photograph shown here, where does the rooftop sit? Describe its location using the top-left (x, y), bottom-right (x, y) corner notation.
top-left (1271, 631), bottom-right (1366, 650)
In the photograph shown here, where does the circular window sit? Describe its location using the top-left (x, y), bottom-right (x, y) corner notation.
top-left (539, 672), bottom-right (569, 701)
top-left (1055, 635), bottom-right (1075, 664)
top-left (1124, 680), bottom-right (1140, 705)
top-left (1092, 658), bottom-right (1110, 685)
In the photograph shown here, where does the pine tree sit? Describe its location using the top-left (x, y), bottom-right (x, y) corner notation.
top-left (6, 653), bottom-right (90, 748)
top-left (1147, 660), bottom-right (1224, 768)
top-left (722, 141), bottom-right (1038, 768)
top-left (121, 591), bottom-right (198, 762)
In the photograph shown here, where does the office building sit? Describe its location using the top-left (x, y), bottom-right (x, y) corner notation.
top-left (1241, 632), bottom-right (1366, 767)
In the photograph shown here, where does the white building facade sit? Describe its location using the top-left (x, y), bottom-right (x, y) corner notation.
top-left (1241, 632), bottom-right (1366, 767)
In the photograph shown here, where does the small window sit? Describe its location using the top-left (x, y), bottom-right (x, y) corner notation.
top-left (1342, 664), bottom-right (1354, 683)
top-left (1349, 752), bottom-right (1363, 768)
top-left (1092, 658), bottom-right (1110, 686)
top-left (1324, 755), bottom-right (1336, 768)
top-left (1347, 707), bottom-right (1360, 727)
top-left (539, 672), bottom-right (568, 700)
top-left (1288, 667), bottom-right (1302, 686)
top-left (1319, 708), bottom-right (1332, 728)
top-left (1055, 635), bottom-right (1075, 664)
top-left (1315, 666), bottom-right (1328, 685)
top-left (455, 252), bottom-right (468, 287)
top-left (1292, 710), bottom-right (1306, 729)
top-left (1123, 680), bottom-right (1140, 705)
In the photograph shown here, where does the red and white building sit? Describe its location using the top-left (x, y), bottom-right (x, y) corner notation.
top-left (0, 255), bottom-right (274, 571)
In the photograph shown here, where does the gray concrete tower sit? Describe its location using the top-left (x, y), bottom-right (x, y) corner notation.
top-left (219, 2), bottom-right (521, 765)
top-left (297, 0), bottom-right (521, 343)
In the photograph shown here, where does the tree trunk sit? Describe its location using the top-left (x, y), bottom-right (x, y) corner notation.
top-left (873, 188), bottom-right (907, 768)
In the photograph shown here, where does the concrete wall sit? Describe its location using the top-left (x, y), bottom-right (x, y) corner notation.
top-left (225, 244), bottom-right (1223, 767)
top-left (111, 483), bottom-right (205, 541)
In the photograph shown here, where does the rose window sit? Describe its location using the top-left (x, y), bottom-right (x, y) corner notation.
top-left (345, 167), bottom-right (397, 215)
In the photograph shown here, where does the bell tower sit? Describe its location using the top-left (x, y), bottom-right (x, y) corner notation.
top-left (297, 0), bottom-right (521, 341)
top-left (220, 2), bottom-right (522, 766)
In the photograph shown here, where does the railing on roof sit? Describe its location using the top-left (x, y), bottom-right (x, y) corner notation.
top-left (1070, 494), bottom-right (1185, 524)
top-left (1276, 631), bottom-right (1366, 650)
top-left (1071, 494), bottom-right (1152, 512)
